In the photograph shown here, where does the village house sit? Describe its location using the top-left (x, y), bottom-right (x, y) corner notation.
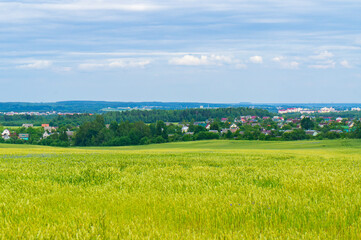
top-left (262, 130), bottom-right (272, 135)
top-left (305, 130), bottom-right (319, 137)
top-left (181, 126), bottom-right (189, 133)
top-left (18, 134), bottom-right (29, 140)
top-left (2, 129), bottom-right (10, 136)
top-left (2, 129), bottom-right (11, 140)
top-left (208, 130), bottom-right (219, 134)
top-left (43, 131), bottom-right (52, 139)
top-left (66, 131), bottom-right (74, 139)
top-left (336, 117), bottom-right (343, 123)
top-left (230, 123), bottom-right (238, 129)
top-left (22, 124), bottom-right (34, 128)
top-left (272, 116), bottom-right (284, 122)
top-left (205, 123), bottom-right (211, 130)
top-left (318, 123), bottom-right (328, 128)
top-left (41, 124), bottom-right (50, 128)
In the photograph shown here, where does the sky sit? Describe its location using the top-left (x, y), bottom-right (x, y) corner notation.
top-left (0, 0), bottom-right (360, 103)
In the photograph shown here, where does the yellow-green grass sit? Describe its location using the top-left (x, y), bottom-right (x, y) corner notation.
top-left (1, 140), bottom-right (361, 239)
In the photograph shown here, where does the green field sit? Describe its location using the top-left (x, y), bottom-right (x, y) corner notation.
top-left (1, 140), bottom-right (361, 239)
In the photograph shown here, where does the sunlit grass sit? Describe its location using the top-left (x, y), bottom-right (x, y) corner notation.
top-left (0, 140), bottom-right (361, 239)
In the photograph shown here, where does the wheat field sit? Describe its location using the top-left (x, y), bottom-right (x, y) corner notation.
top-left (0, 140), bottom-right (361, 239)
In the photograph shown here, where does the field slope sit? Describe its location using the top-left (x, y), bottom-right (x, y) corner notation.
top-left (1, 140), bottom-right (361, 239)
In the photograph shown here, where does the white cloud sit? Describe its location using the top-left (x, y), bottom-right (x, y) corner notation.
top-left (169, 55), bottom-right (209, 66)
top-left (309, 60), bottom-right (335, 69)
top-left (169, 54), bottom-right (232, 66)
top-left (340, 60), bottom-right (351, 68)
top-left (310, 51), bottom-right (334, 60)
top-left (78, 59), bottom-right (151, 70)
top-left (78, 63), bottom-right (105, 70)
top-left (272, 56), bottom-right (299, 69)
top-left (53, 66), bottom-right (73, 72)
top-left (17, 60), bottom-right (52, 69)
top-left (249, 56), bottom-right (263, 64)
top-left (109, 59), bottom-right (151, 68)
top-left (272, 56), bottom-right (285, 62)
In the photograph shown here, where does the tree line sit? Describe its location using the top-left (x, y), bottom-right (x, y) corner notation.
top-left (0, 107), bottom-right (272, 126)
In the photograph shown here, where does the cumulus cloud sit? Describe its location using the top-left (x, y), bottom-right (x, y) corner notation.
top-left (340, 60), bottom-right (351, 68)
top-left (78, 59), bottom-right (151, 70)
top-left (169, 54), bottom-right (232, 66)
top-left (17, 60), bottom-right (52, 69)
top-left (249, 56), bottom-right (263, 64)
top-left (169, 55), bottom-right (209, 66)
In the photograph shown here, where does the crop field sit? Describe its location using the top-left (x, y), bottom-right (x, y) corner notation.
top-left (1, 140), bottom-right (361, 239)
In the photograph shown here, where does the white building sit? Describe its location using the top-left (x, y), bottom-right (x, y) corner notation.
top-left (43, 132), bottom-right (52, 139)
top-left (230, 123), bottom-right (238, 129)
top-left (2, 129), bottom-right (11, 140)
top-left (181, 126), bottom-right (189, 133)
top-left (319, 107), bottom-right (336, 113)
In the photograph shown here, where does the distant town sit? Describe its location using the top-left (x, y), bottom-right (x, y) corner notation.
top-left (278, 107), bottom-right (361, 114)
top-left (1, 105), bottom-right (360, 146)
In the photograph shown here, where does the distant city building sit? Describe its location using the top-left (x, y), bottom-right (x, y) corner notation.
top-left (319, 107), bottom-right (336, 113)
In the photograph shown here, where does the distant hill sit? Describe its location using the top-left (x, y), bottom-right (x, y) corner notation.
top-left (0, 101), bottom-right (249, 113)
top-left (0, 101), bottom-right (359, 113)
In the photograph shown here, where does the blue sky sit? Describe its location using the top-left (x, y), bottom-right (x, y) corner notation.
top-left (0, 0), bottom-right (360, 103)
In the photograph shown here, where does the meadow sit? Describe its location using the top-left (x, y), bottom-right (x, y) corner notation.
top-left (0, 140), bottom-right (361, 239)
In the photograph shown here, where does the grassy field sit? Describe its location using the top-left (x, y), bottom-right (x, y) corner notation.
top-left (1, 140), bottom-right (361, 239)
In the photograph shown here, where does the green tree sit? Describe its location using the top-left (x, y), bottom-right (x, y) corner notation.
top-left (301, 117), bottom-right (314, 130)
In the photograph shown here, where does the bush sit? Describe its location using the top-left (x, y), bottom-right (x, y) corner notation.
top-left (152, 136), bottom-right (166, 144)
top-left (195, 132), bottom-right (220, 140)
